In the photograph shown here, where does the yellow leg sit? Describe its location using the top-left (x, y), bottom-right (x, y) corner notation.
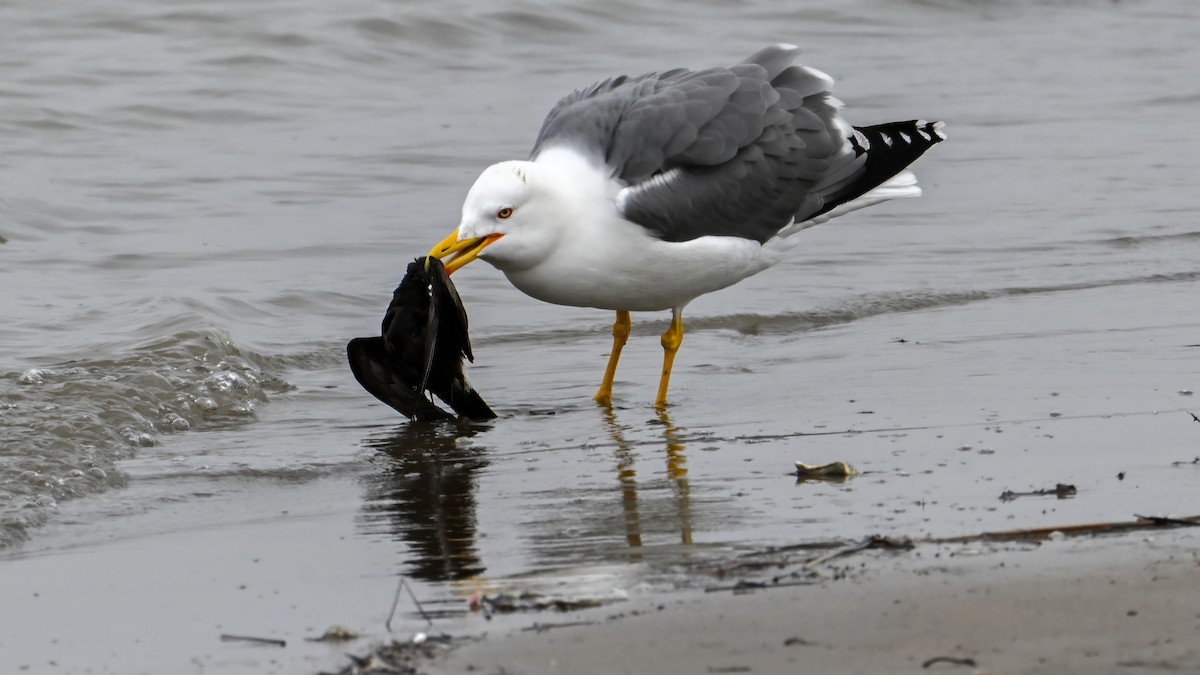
top-left (595, 310), bottom-right (631, 407)
top-left (655, 308), bottom-right (684, 409)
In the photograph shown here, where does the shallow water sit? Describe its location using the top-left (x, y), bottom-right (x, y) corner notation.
top-left (2, 0), bottom-right (1199, 672)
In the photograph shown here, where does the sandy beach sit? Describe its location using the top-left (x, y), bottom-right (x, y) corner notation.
top-left (422, 528), bottom-right (1200, 675)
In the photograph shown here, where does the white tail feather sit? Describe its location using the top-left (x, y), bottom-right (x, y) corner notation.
top-left (804, 170), bottom-right (921, 227)
top-left (772, 170), bottom-right (922, 241)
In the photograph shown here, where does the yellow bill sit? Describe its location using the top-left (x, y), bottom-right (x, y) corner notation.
top-left (428, 230), bottom-right (503, 274)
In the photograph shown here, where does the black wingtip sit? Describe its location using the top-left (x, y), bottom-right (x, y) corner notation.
top-left (852, 119), bottom-right (945, 172)
top-left (814, 119), bottom-right (945, 220)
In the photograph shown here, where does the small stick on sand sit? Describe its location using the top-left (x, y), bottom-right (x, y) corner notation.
top-left (921, 655), bottom-right (977, 668)
top-left (385, 576), bottom-right (432, 633)
top-left (219, 633), bottom-right (286, 647)
top-left (999, 483), bottom-right (1076, 502)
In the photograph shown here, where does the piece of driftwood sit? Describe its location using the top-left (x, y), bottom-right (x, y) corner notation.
top-left (931, 514), bottom-right (1200, 544)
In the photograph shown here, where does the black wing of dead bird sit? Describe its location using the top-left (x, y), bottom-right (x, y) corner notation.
top-left (347, 257), bottom-right (494, 421)
top-left (347, 257), bottom-right (452, 421)
top-left (418, 258), bottom-right (494, 420)
top-left (347, 337), bottom-right (452, 421)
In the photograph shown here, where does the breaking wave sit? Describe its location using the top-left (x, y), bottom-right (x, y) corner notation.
top-left (0, 325), bottom-right (290, 548)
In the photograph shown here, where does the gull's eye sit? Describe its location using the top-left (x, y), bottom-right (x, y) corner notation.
top-left (496, 207), bottom-right (514, 219)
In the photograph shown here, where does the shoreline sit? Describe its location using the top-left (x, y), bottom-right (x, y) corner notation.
top-left (359, 526), bottom-right (1200, 675)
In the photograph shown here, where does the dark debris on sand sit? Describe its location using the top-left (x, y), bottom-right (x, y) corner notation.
top-left (323, 635), bottom-right (456, 675)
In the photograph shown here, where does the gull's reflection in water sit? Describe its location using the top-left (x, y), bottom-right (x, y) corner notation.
top-left (603, 408), bottom-right (694, 551)
top-left (358, 410), bottom-right (697, 582)
top-left (359, 422), bottom-right (488, 582)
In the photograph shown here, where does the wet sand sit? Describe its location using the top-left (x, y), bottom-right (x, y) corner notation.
top-left (5, 290), bottom-right (1199, 675)
top-left (4, 276), bottom-right (1198, 675)
top-left (426, 530), bottom-right (1200, 675)
top-left (3, 505), bottom-right (1196, 675)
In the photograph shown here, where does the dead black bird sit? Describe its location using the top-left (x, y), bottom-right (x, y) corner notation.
top-left (347, 256), bottom-right (495, 421)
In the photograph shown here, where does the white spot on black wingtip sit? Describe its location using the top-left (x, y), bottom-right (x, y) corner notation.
top-left (918, 119), bottom-right (948, 141)
top-left (898, 131), bottom-right (911, 144)
top-left (849, 133), bottom-right (867, 157)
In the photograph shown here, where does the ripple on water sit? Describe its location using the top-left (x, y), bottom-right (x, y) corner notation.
top-left (0, 326), bottom-right (289, 549)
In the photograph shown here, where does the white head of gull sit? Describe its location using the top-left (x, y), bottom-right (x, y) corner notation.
top-left (430, 44), bottom-right (945, 408)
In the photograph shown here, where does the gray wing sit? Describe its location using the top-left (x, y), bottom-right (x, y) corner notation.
top-left (530, 45), bottom-right (943, 244)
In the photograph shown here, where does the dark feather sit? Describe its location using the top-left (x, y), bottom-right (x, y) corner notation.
top-left (347, 257), bottom-right (495, 421)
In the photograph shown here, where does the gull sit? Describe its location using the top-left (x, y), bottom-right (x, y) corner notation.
top-left (428, 44), bottom-right (944, 408)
